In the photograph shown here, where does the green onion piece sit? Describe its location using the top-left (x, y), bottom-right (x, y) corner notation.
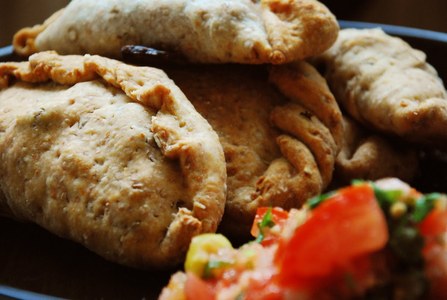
top-left (373, 184), bottom-right (402, 209)
top-left (255, 233), bottom-right (264, 244)
top-left (255, 208), bottom-right (275, 243)
top-left (412, 193), bottom-right (441, 222)
top-left (235, 292), bottom-right (245, 300)
top-left (307, 192), bottom-right (334, 209)
top-left (351, 179), bottom-right (366, 186)
top-left (259, 208), bottom-right (275, 228)
top-left (203, 260), bottom-right (231, 279)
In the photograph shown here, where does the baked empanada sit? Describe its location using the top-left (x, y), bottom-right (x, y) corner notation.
top-left (335, 116), bottom-right (419, 183)
top-left (0, 52), bottom-right (226, 268)
top-left (13, 0), bottom-right (338, 64)
top-left (318, 28), bottom-right (447, 146)
top-left (164, 61), bottom-right (342, 236)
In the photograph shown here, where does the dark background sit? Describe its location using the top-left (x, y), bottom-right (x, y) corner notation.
top-left (324, 0), bottom-right (447, 32)
top-left (0, 0), bottom-right (70, 47)
top-left (0, 0), bottom-right (446, 48)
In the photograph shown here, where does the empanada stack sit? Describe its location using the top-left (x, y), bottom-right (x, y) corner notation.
top-left (4, 0), bottom-right (437, 270)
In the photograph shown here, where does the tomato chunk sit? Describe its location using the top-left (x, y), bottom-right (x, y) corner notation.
top-left (185, 272), bottom-right (215, 300)
top-left (420, 206), bottom-right (447, 238)
top-left (277, 184), bottom-right (388, 286)
top-left (245, 274), bottom-right (283, 300)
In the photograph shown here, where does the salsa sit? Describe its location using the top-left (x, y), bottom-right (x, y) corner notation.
top-left (159, 178), bottom-right (447, 300)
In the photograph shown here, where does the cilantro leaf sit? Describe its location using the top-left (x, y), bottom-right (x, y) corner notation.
top-left (255, 208), bottom-right (275, 243)
top-left (203, 260), bottom-right (231, 279)
top-left (307, 192), bottom-right (334, 209)
top-left (372, 184), bottom-right (402, 210)
top-left (412, 193), bottom-right (441, 222)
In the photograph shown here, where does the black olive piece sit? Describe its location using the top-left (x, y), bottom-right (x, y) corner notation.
top-left (121, 45), bottom-right (188, 67)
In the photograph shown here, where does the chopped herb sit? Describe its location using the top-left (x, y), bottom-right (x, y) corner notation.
top-left (260, 208), bottom-right (275, 228)
top-left (307, 192), bottom-right (334, 209)
top-left (351, 179), bottom-right (366, 186)
top-left (236, 292), bottom-right (245, 300)
top-left (372, 183), bottom-right (430, 292)
top-left (412, 193), bottom-right (441, 222)
top-left (255, 208), bottom-right (275, 243)
top-left (203, 260), bottom-right (231, 279)
top-left (372, 184), bottom-right (402, 210)
top-left (255, 233), bottom-right (264, 243)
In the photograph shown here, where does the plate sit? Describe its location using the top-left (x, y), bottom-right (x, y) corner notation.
top-left (1, 21), bottom-right (447, 300)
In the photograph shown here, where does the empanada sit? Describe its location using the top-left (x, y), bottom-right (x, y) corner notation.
top-left (164, 61), bottom-right (342, 236)
top-left (335, 116), bottom-right (419, 183)
top-left (13, 0), bottom-right (338, 64)
top-left (0, 52), bottom-right (226, 268)
top-left (318, 28), bottom-right (447, 146)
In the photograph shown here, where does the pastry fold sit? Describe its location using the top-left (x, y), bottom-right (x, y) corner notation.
top-left (164, 61), bottom-right (342, 236)
top-left (0, 52), bottom-right (226, 268)
top-left (13, 0), bottom-right (338, 64)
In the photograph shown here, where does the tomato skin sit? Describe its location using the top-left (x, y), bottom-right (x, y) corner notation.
top-left (277, 184), bottom-right (388, 287)
top-left (420, 206), bottom-right (447, 238)
top-left (185, 272), bottom-right (215, 300)
top-left (420, 203), bottom-right (447, 299)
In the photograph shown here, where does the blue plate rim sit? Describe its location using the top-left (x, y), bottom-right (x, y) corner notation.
top-left (0, 284), bottom-right (64, 300)
top-left (0, 45), bottom-right (13, 57)
top-left (338, 20), bottom-right (447, 43)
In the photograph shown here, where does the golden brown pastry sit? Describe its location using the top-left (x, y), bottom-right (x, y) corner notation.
top-left (13, 0), bottom-right (338, 64)
top-left (319, 28), bottom-right (447, 146)
top-left (0, 52), bottom-right (226, 268)
top-left (335, 116), bottom-right (419, 183)
top-left (165, 61), bottom-right (343, 236)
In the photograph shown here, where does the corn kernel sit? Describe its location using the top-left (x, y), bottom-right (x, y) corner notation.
top-left (184, 233), bottom-right (232, 277)
top-left (390, 201), bottom-right (407, 218)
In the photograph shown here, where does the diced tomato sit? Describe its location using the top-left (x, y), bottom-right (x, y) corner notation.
top-left (276, 184), bottom-right (389, 287)
top-left (250, 207), bottom-right (289, 245)
top-left (420, 206), bottom-right (447, 238)
top-left (424, 242), bottom-right (447, 299)
top-left (185, 272), bottom-right (215, 300)
top-left (420, 202), bottom-right (447, 299)
top-left (244, 274), bottom-right (283, 300)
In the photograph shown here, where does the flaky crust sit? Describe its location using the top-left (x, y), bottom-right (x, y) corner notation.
top-left (335, 116), bottom-right (419, 183)
top-left (0, 52), bottom-right (226, 268)
top-left (13, 0), bottom-right (338, 64)
top-left (166, 61), bottom-right (342, 236)
top-left (319, 28), bottom-right (447, 146)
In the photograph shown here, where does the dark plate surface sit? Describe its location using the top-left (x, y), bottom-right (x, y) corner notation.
top-left (1, 21), bottom-right (447, 300)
